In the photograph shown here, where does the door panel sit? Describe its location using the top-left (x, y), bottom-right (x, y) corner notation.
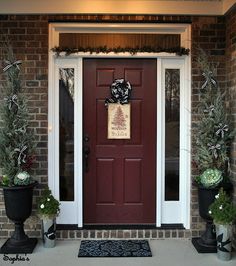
top-left (124, 159), bottom-right (142, 203)
top-left (96, 158), bottom-right (114, 203)
top-left (83, 59), bottom-right (157, 224)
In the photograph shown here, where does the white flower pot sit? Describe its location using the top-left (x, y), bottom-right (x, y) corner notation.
top-left (215, 224), bottom-right (233, 261)
top-left (42, 218), bottom-right (56, 248)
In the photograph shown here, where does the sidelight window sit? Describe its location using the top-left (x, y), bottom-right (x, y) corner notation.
top-left (165, 69), bottom-right (180, 201)
top-left (59, 68), bottom-right (75, 201)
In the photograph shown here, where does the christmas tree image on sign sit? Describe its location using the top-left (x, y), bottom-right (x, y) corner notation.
top-left (108, 103), bottom-right (131, 139)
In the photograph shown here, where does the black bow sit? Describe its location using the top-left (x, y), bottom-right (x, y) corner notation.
top-left (105, 79), bottom-right (132, 106)
top-left (44, 223), bottom-right (56, 240)
top-left (217, 233), bottom-right (231, 252)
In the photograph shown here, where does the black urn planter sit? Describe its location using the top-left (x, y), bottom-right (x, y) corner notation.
top-left (0, 182), bottom-right (38, 254)
top-left (192, 183), bottom-right (233, 253)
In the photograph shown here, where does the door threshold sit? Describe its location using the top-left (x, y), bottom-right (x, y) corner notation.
top-left (83, 224), bottom-right (157, 230)
top-left (57, 224), bottom-right (185, 230)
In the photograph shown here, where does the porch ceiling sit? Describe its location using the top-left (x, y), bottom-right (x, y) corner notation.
top-left (0, 0), bottom-right (235, 16)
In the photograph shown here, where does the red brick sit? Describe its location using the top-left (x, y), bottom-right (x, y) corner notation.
top-left (10, 28), bottom-right (26, 34)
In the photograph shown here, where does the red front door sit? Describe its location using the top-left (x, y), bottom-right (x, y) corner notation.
top-left (83, 59), bottom-right (156, 225)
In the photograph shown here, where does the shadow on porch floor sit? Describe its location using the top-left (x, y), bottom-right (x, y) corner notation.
top-left (0, 239), bottom-right (235, 266)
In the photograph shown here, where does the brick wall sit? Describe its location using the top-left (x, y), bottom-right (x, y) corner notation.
top-left (0, 13), bottom-right (234, 240)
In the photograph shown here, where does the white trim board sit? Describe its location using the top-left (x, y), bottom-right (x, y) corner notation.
top-left (159, 59), bottom-right (191, 226)
top-left (0, 0), bottom-right (234, 15)
top-left (48, 23), bottom-right (191, 229)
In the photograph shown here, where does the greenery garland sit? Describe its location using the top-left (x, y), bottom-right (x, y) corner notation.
top-left (51, 46), bottom-right (190, 56)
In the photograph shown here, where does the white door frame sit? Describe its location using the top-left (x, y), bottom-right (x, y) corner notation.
top-left (48, 22), bottom-right (191, 228)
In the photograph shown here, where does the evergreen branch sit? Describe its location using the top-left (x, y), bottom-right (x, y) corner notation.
top-left (0, 44), bottom-right (36, 186)
top-left (51, 45), bottom-right (190, 56)
top-left (194, 49), bottom-right (235, 179)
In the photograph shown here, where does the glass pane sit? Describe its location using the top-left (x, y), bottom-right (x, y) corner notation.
top-left (59, 68), bottom-right (74, 201)
top-left (165, 69), bottom-right (180, 201)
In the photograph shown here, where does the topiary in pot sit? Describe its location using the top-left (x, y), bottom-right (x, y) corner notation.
top-left (192, 49), bottom-right (235, 253)
top-left (0, 42), bottom-right (38, 254)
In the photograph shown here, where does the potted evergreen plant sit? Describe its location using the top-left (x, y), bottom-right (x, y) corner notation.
top-left (37, 188), bottom-right (60, 248)
top-left (192, 49), bottom-right (235, 253)
top-left (209, 188), bottom-right (236, 261)
top-left (0, 44), bottom-right (38, 253)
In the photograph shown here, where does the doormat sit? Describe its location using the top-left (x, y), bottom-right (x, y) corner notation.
top-left (78, 240), bottom-right (152, 257)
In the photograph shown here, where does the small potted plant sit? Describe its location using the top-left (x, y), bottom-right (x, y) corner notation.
top-left (0, 43), bottom-right (38, 254)
top-left (37, 188), bottom-right (60, 248)
top-left (209, 188), bottom-right (236, 261)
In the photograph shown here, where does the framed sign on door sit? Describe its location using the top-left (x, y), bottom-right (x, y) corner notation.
top-left (107, 103), bottom-right (131, 139)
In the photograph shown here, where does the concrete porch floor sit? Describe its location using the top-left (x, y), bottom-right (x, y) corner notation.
top-left (0, 239), bottom-right (236, 266)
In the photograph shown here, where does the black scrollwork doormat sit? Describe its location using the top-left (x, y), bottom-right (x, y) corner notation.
top-left (78, 240), bottom-right (152, 257)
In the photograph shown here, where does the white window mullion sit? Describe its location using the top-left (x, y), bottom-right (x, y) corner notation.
top-left (48, 52), bottom-right (56, 194)
top-left (54, 62), bottom-right (60, 202)
top-left (156, 58), bottom-right (163, 227)
top-left (161, 58), bottom-right (190, 227)
top-left (75, 58), bottom-right (83, 227)
top-left (52, 58), bottom-right (79, 225)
